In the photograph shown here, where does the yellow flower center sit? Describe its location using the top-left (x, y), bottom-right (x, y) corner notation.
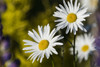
top-left (38, 40), bottom-right (49, 50)
top-left (67, 13), bottom-right (77, 23)
top-left (81, 45), bottom-right (89, 52)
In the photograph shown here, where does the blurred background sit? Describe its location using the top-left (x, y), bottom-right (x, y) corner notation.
top-left (0, 0), bottom-right (100, 67)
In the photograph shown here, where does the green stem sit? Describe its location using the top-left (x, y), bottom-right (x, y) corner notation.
top-left (73, 35), bottom-right (77, 67)
top-left (51, 56), bottom-right (54, 67)
top-left (52, 60), bottom-right (54, 67)
top-left (58, 30), bottom-right (64, 67)
top-left (66, 39), bottom-right (73, 47)
top-left (61, 45), bottom-right (64, 67)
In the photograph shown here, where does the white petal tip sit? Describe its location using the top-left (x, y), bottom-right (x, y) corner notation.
top-left (22, 48), bottom-right (25, 50)
top-left (84, 28), bottom-right (87, 32)
top-left (66, 32), bottom-right (69, 34)
top-left (74, 33), bottom-right (76, 35)
top-left (23, 40), bottom-right (26, 42)
top-left (55, 52), bottom-right (58, 55)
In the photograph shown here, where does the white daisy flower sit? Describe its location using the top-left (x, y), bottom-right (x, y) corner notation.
top-left (23, 24), bottom-right (63, 63)
top-left (80, 0), bottom-right (98, 12)
top-left (53, 0), bottom-right (90, 35)
top-left (70, 34), bottom-right (95, 62)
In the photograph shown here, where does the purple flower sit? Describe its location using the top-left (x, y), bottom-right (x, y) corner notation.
top-left (0, 21), bottom-right (3, 40)
top-left (1, 39), bottom-right (10, 50)
top-left (1, 52), bottom-right (11, 64)
top-left (96, 11), bottom-right (100, 35)
top-left (0, 36), bottom-right (10, 51)
top-left (95, 38), bottom-right (100, 50)
top-left (93, 11), bottom-right (100, 67)
top-left (96, 56), bottom-right (100, 66)
top-left (0, 0), bottom-right (7, 12)
top-left (9, 59), bottom-right (20, 67)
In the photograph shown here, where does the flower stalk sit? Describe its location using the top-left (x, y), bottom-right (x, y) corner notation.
top-left (51, 56), bottom-right (54, 67)
top-left (73, 35), bottom-right (77, 67)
